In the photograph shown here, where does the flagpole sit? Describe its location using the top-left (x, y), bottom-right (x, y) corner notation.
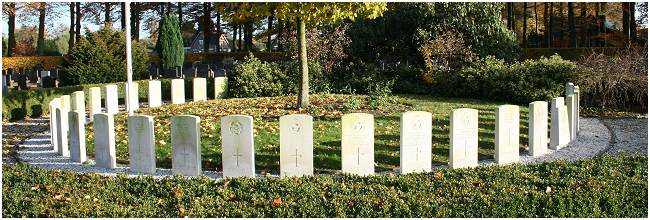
top-left (125, 1), bottom-right (134, 116)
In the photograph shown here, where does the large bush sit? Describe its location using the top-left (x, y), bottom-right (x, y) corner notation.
top-left (61, 26), bottom-right (149, 86)
top-left (156, 14), bottom-right (184, 69)
top-left (433, 55), bottom-right (576, 104)
top-left (576, 46), bottom-right (648, 111)
top-left (229, 55), bottom-right (327, 98)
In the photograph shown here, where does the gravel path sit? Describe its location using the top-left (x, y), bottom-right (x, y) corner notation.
top-left (601, 117), bottom-right (648, 156)
top-left (4, 116), bottom-right (645, 180)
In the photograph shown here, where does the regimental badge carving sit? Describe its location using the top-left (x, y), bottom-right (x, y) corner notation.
top-left (353, 121), bottom-right (364, 132)
top-left (291, 122), bottom-right (301, 133)
top-left (413, 120), bottom-right (423, 130)
top-left (230, 121), bottom-right (243, 135)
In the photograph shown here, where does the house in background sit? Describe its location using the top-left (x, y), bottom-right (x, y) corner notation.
top-left (186, 30), bottom-right (230, 53)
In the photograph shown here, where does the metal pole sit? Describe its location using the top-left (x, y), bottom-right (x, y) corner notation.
top-left (125, 1), bottom-right (134, 116)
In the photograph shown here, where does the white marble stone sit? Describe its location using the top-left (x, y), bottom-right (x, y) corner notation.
top-left (171, 115), bottom-right (201, 176)
top-left (71, 91), bottom-right (85, 114)
top-left (94, 113), bottom-right (117, 168)
top-left (280, 114), bottom-right (314, 177)
top-left (574, 86), bottom-right (580, 131)
top-left (68, 111), bottom-right (87, 163)
top-left (56, 108), bottom-right (69, 157)
top-left (127, 82), bottom-right (139, 111)
top-left (214, 77), bottom-right (228, 99)
top-left (49, 98), bottom-right (61, 152)
top-left (341, 113), bottom-right (374, 176)
top-left (449, 108), bottom-right (479, 169)
top-left (550, 98), bottom-right (570, 150)
top-left (105, 85), bottom-right (119, 114)
top-left (399, 111), bottom-right (432, 174)
top-left (88, 87), bottom-right (102, 122)
top-left (60, 95), bottom-right (71, 111)
top-left (495, 105), bottom-right (520, 164)
top-left (148, 80), bottom-right (162, 107)
top-left (171, 79), bottom-right (185, 104)
top-left (128, 115), bottom-right (156, 174)
top-left (221, 115), bottom-right (255, 177)
top-left (193, 77), bottom-right (207, 102)
top-left (567, 95), bottom-right (577, 140)
top-left (528, 101), bottom-right (548, 157)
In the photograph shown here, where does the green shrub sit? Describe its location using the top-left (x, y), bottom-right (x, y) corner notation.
top-left (61, 26), bottom-right (150, 86)
top-left (2, 155), bottom-right (647, 217)
top-left (329, 60), bottom-right (397, 95)
top-left (156, 14), bottom-right (184, 69)
top-left (433, 55), bottom-right (576, 104)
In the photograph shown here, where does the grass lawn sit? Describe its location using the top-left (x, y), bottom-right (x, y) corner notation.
top-left (2, 155), bottom-right (646, 217)
top-left (84, 94), bottom-right (529, 174)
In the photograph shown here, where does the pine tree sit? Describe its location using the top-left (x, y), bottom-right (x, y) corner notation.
top-left (156, 14), bottom-right (184, 70)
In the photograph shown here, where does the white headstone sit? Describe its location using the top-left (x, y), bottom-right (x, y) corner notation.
top-left (128, 115), bottom-right (156, 174)
top-left (495, 105), bottom-right (520, 164)
top-left (94, 113), bottom-right (117, 168)
top-left (40, 70), bottom-right (50, 78)
top-left (60, 95), bottom-right (71, 111)
top-left (528, 101), bottom-right (548, 157)
top-left (574, 86), bottom-right (580, 131)
top-left (171, 115), bottom-right (202, 176)
top-left (71, 91), bottom-right (85, 115)
top-left (105, 85), bottom-right (119, 114)
top-left (449, 108), bottom-right (479, 169)
top-left (550, 98), bottom-right (570, 150)
top-left (280, 114), bottom-right (313, 177)
top-left (566, 95), bottom-right (577, 140)
top-left (214, 77), bottom-right (228, 99)
top-left (341, 113), bottom-right (374, 176)
top-left (171, 79), bottom-right (185, 104)
top-left (2, 74), bottom-right (7, 94)
top-left (128, 82), bottom-right (139, 111)
top-left (55, 108), bottom-right (69, 157)
top-left (148, 80), bottom-right (162, 107)
top-left (193, 77), bottom-right (207, 102)
top-left (88, 87), bottom-right (102, 122)
top-left (221, 115), bottom-right (255, 177)
top-left (399, 111), bottom-right (432, 174)
top-left (68, 111), bottom-right (87, 163)
top-left (565, 82), bottom-right (575, 98)
top-left (49, 98), bottom-right (61, 152)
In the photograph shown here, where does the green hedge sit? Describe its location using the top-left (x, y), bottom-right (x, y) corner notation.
top-left (2, 78), bottom-right (220, 121)
top-left (522, 47), bottom-right (626, 61)
top-left (2, 155), bottom-right (647, 217)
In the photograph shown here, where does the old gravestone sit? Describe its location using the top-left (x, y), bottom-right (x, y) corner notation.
top-left (68, 111), bottom-right (87, 163)
top-left (49, 98), bottom-right (61, 152)
top-left (89, 87), bottom-right (102, 122)
top-left (399, 111), bottom-right (432, 174)
top-left (528, 101), bottom-right (548, 157)
top-left (574, 86), bottom-right (580, 131)
top-left (127, 82), bottom-right (139, 111)
top-left (566, 94), bottom-right (577, 140)
top-left (171, 115), bottom-right (202, 176)
top-left (193, 77), bottom-right (207, 102)
top-left (71, 91), bottom-right (85, 115)
top-left (94, 113), bottom-right (117, 168)
top-left (221, 115), bottom-right (255, 177)
top-left (341, 113), bottom-right (375, 176)
top-left (148, 80), bottom-right (162, 107)
top-left (171, 79), bottom-right (185, 104)
top-left (105, 85), bottom-right (119, 114)
top-left (214, 77), bottom-right (228, 99)
top-left (550, 97), bottom-right (570, 150)
top-left (495, 105), bottom-right (520, 164)
top-left (55, 108), bottom-right (69, 157)
top-left (60, 95), bottom-right (71, 111)
top-left (280, 114), bottom-right (314, 177)
top-left (449, 108), bottom-right (479, 169)
top-left (128, 115), bottom-right (156, 174)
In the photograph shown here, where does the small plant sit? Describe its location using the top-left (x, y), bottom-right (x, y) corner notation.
top-left (368, 79), bottom-right (395, 109)
top-left (344, 95), bottom-right (362, 112)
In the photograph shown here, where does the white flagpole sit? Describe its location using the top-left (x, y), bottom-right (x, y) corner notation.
top-left (125, 1), bottom-right (134, 116)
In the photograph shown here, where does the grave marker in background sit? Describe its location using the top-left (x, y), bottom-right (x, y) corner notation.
top-left (94, 113), bottom-right (117, 168)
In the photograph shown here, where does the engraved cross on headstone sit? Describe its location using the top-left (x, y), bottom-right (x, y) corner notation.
top-left (290, 148), bottom-right (302, 167)
top-left (232, 147), bottom-right (243, 167)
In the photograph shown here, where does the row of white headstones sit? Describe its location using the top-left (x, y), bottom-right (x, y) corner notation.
top-left (48, 78), bottom-right (580, 177)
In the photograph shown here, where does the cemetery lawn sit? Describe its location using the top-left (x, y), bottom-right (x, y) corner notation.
top-left (84, 94), bottom-right (530, 174)
top-left (2, 155), bottom-right (647, 217)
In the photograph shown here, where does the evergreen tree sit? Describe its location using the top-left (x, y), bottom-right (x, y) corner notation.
top-left (156, 13), bottom-right (184, 69)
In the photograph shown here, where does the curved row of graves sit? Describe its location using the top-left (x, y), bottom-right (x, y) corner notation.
top-left (48, 78), bottom-right (580, 177)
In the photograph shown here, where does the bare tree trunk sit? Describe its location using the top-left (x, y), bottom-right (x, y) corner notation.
top-left (104, 2), bottom-right (111, 25)
top-left (7, 2), bottom-right (16, 56)
top-left (37, 3), bottom-right (46, 56)
top-left (581, 3), bottom-right (587, 47)
top-left (215, 7), bottom-right (221, 52)
top-left (630, 2), bottom-right (637, 43)
top-left (548, 2), bottom-right (553, 48)
top-left (203, 2), bottom-right (212, 53)
top-left (75, 2), bottom-right (81, 43)
top-left (131, 2), bottom-right (141, 41)
top-left (238, 25), bottom-right (242, 51)
top-left (68, 3), bottom-right (75, 52)
top-left (177, 2), bottom-right (183, 27)
top-left (568, 3), bottom-right (577, 48)
top-left (297, 17), bottom-right (309, 108)
top-left (232, 23), bottom-right (237, 51)
top-left (121, 2), bottom-right (126, 29)
top-left (267, 10), bottom-right (274, 51)
top-left (523, 3), bottom-right (527, 48)
top-left (244, 22), bottom-right (253, 51)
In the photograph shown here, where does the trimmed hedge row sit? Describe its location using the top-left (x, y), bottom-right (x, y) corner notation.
top-left (2, 78), bottom-right (221, 121)
top-left (2, 155), bottom-right (647, 217)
